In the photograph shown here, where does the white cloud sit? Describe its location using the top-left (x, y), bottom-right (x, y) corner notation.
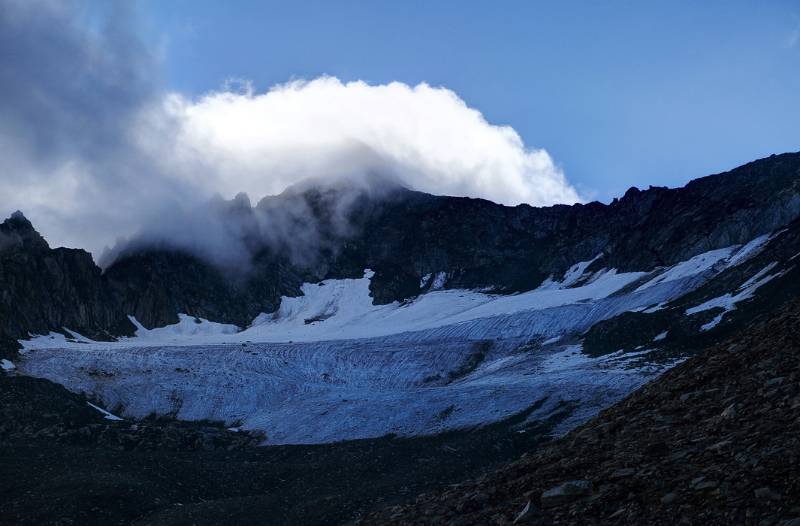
top-left (165, 77), bottom-right (580, 208)
top-left (0, 1), bottom-right (581, 258)
top-left (788, 24), bottom-right (800, 48)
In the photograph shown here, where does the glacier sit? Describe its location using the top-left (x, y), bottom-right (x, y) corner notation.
top-left (16, 237), bottom-right (774, 445)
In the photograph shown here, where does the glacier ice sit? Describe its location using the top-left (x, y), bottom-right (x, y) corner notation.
top-left (17, 238), bottom-right (776, 445)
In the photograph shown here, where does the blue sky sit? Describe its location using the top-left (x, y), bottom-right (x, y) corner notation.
top-left (141, 0), bottom-right (800, 201)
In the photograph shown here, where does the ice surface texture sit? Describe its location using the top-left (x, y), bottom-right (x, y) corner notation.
top-left (19, 238), bottom-right (771, 444)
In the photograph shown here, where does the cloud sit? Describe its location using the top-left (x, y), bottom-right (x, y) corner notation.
top-left (0, 0), bottom-right (581, 261)
top-left (788, 22), bottom-right (800, 48)
top-left (0, 0), bottom-right (195, 254)
top-left (167, 78), bottom-right (580, 208)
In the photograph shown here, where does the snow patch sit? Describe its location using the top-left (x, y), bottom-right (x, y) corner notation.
top-left (419, 273), bottom-right (432, 289)
top-left (630, 301), bottom-right (666, 313)
top-left (19, 332), bottom-right (79, 351)
top-left (653, 331), bottom-right (668, 342)
top-left (129, 314), bottom-right (239, 342)
top-left (87, 401), bottom-right (123, 421)
top-left (63, 328), bottom-right (93, 343)
top-left (685, 262), bottom-right (782, 330)
top-left (538, 254), bottom-right (602, 290)
top-left (700, 313), bottom-right (725, 331)
top-left (1, 359), bottom-right (15, 371)
top-left (636, 247), bottom-right (736, 292)
top-left (430, 271), bottom-right (448, 290)
top-left (559, 254), bottom-right (603, 288)
top-left (182, 267), bottom-right (646, 344)
top-left (725, 232), bottom-right (775, 267)
top-left (637, 229), bottom-right (777, 294)
top-left (20, 244), bottom-right (759, 350)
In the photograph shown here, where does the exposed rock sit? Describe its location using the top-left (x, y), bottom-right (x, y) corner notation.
top-left (0, 374), bottom-right (264, 451)
top-left (0, 211), bottom-right (48, 251)
top-left (661, 492), bottom-right (678, 505)
top-left (754, 487), bottom-right (782, 502)
top-left (513, 500), bottom-right (540, 523)
top-left (610, 468), bottom-right (637, 480)
top-left (721, 404), bottom-right (737, 419)
top-left (540, 480), bottom-right (592, 507)
top-left (0, 214), bottom-right (134, 343)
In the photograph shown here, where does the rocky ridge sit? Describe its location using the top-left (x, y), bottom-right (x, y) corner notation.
top-left (1, 152), bottom-right (799, 334)
top-left (104, 151), bottom-right (800, 328)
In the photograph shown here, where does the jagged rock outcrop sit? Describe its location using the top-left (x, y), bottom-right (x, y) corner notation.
top-left (104, 250), bottom-right (305, 329)
top-left (344, 151), bottom-right (800, 300)
top-left (0, 212), bottom-right (134, 344)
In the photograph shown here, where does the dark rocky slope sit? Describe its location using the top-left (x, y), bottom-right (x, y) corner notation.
top-left (362, 298), bottom-right (800, 525)
top-left (0, 369), bottom-right (564, 526)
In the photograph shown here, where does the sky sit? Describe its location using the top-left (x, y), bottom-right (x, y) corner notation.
top-left (143, 0), bottom-right (800, 199)
top-left (1, 0), bottom-right (798, 255)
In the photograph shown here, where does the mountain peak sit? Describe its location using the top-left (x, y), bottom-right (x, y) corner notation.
top-left (277, 172), bottom-right (409, 199)
top-left (0, 211), bottom-right (50, 252)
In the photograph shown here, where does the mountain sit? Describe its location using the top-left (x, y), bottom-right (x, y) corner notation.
top-left (4, 151), bottom-right (800, 441)
top-left (102, 151), bottom-right (800, 329)
top-left (2, 152), bottom-right (796, 339)
top-left (3, 151), bottom-right (800, 525)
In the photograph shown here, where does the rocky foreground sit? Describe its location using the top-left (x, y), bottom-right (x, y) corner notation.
top-left (0, 373), bottom-right (265, 452)
top-left (363, 300), bottom-right (800, 525)
top-left (0, 365), bottom-right (560, 525)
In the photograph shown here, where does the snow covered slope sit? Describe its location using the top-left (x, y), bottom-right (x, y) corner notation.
top-left (17, 235), bottom-right (777, 444)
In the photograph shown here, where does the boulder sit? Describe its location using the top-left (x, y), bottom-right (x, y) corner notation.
top-left (540, 480), bottom-right (592, 508)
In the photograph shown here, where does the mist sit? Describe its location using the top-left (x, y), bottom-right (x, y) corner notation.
top-left (0, 0), bottom-right (582, 267)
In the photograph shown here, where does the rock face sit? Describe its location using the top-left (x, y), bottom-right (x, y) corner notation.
top-left (0, 212), bottom-right (133, 345)
top-left (104, 250), bottom-right (304, 329)
top-left (361, 297), bottom-right (800, 525)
